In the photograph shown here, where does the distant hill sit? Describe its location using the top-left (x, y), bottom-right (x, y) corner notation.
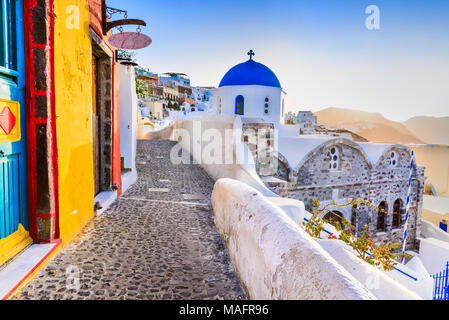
top-left (403, 116), bottom-right (449, 146)
top-left (314, 107), bottom-right (425, 144)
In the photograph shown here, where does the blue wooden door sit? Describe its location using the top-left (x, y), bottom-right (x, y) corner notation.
top-left (0, 0), bottom-right (27, 240)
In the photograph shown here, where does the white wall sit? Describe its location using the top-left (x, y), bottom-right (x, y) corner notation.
top-left (170, 114), bottom-right (276, 197)
top-left (421, 219), bottom-right (449, 243)
top-left (214, 85), bottom-right (285, 124)
top-left (212, 178), bottom-right (378, 300)
top-left (119, 64), bottom-right (138, 172)
top-left (169, 114), bottom-right (305, 226)
top-left (317, 240), bottom-right (428, 300)
top-left (419, 237), bottom-right (449, 274)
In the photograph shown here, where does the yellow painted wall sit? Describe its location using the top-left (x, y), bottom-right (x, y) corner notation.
top-left (411, 145), bottom-right (449, 197)
top-left (54, 0), bottom-right (95, 243)
top-left (422, 209), bottom-right (449, 228)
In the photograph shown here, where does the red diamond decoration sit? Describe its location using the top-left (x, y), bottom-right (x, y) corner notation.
top-left (0, 106), bottom-right (16, 135)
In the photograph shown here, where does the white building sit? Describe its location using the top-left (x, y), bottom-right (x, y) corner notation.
top-left (119, 63), bottom-right (138, 193)
top-left (285, 111), bottom-right (297, 123)
top-left (213, 51), bottom-right (286, 125)
top-left (284, 110), bottom-right (318, 134)
top-left (297, 111), bottom-right (317, 125)
top-left (192, 86), bottom-right (214, 111)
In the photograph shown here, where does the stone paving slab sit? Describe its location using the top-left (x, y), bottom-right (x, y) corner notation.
top-left (182, 193), bottom-right (207, 201)
top-left (13, 140), bottom-right (245, 300)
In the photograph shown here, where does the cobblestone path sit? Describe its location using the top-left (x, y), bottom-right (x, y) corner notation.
top-left (14, 140), bottom-right (246, 300)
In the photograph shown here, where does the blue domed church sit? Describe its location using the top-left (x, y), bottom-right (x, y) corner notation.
top-left (214, 50), bottom-right (286, 125)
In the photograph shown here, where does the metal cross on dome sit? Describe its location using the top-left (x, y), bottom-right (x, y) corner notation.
top-left (247, 50), bottom-right (255, 60)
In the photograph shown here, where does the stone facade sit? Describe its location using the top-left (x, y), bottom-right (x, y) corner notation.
top-left (245, 133), bottom-right (425, 251)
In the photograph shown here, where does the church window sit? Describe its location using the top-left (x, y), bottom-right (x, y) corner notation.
top-left (329, 146), bottom-right (340, 171)
top-left (351, 205), bottom-right (358, 232)
top-left (235, 95), bottom-right (244, 115)
top-left (377, 201), bottom-right (388, 232)
top-left (323, 211), bottom-right (345, 228)
top-left (264, 97), bottom-right (270, 115)
top-left (392, 199), bottom-right (403, 229)
top-left (388, 151), bottom-right (399, 168)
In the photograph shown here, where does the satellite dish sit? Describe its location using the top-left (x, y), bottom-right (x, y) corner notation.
top-left (108, 32), bottom-right (152, 50)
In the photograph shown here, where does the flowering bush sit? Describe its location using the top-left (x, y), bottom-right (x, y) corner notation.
top-left (333, 219), bottom-right (407, 271)
top-left (303, 198), bottom-right (409, 272)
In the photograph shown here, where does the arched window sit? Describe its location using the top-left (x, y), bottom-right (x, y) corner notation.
top-left (235, 95), bottom-right (244, 115)
top-left (323, 211), bottom-right (344, 228)
top-left (329, 146), bottom-right (340, 171)
top-left (377, 201), bottom-right (388, 232)
top-left (351, 204), bottom-right (358, 230)
top-left (392, 199), bottom-right (403, 229)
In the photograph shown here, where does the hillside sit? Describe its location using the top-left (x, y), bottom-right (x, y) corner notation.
top-left (314, 107), bottom-right (425, 144)
top-left (404, 116), bottom-right (449, 146)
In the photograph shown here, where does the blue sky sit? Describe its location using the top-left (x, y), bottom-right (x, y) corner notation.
top-left (108, 0), bottom-right (449, 121)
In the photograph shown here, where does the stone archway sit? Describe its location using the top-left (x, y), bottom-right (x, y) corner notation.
top-left (323, 211), bottom-right (345, 228)
top-left (377, 201), bottom-right (388, 232)
top-left (392, 199), bottom-right (403, 229)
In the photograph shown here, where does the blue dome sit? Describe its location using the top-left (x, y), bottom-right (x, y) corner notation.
top-left (219, 59), bottom-right (281, 88)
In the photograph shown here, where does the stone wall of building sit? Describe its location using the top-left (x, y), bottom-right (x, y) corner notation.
top-left (256, 138), bottom-right (425, 250)
top-left (295, 142), bottom-right (370, 186)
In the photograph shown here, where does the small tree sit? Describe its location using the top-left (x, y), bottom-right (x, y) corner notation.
top-left (303, 198), bottom-right (409, 271)
top-left (136, 79), bottom-right (149, 98)
top-left (117, 49), bottom-right (136, 62)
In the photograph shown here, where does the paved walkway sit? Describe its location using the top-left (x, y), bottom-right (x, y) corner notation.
top-left (14, 140), bottom-right (245, 300)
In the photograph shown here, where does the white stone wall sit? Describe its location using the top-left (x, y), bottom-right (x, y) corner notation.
top-left (421, 219), bottom-right (449, 244)
top-left (169, 115), bottom-right (276, 197)
top-left (119, 64), bottom-right (138, 172)
top-left (419, 237), bottom-right (449, 274)
top-left (212, 178), bottom-right (378, 300)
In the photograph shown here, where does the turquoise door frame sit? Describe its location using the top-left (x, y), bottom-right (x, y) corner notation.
top-left (0, 0), bottom-right (28, 240)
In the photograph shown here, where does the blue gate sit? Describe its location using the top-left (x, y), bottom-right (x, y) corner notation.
top-left (0, 0), bottom-right (28, 242)
top-left (432, 262), bottom-right (449, 300)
